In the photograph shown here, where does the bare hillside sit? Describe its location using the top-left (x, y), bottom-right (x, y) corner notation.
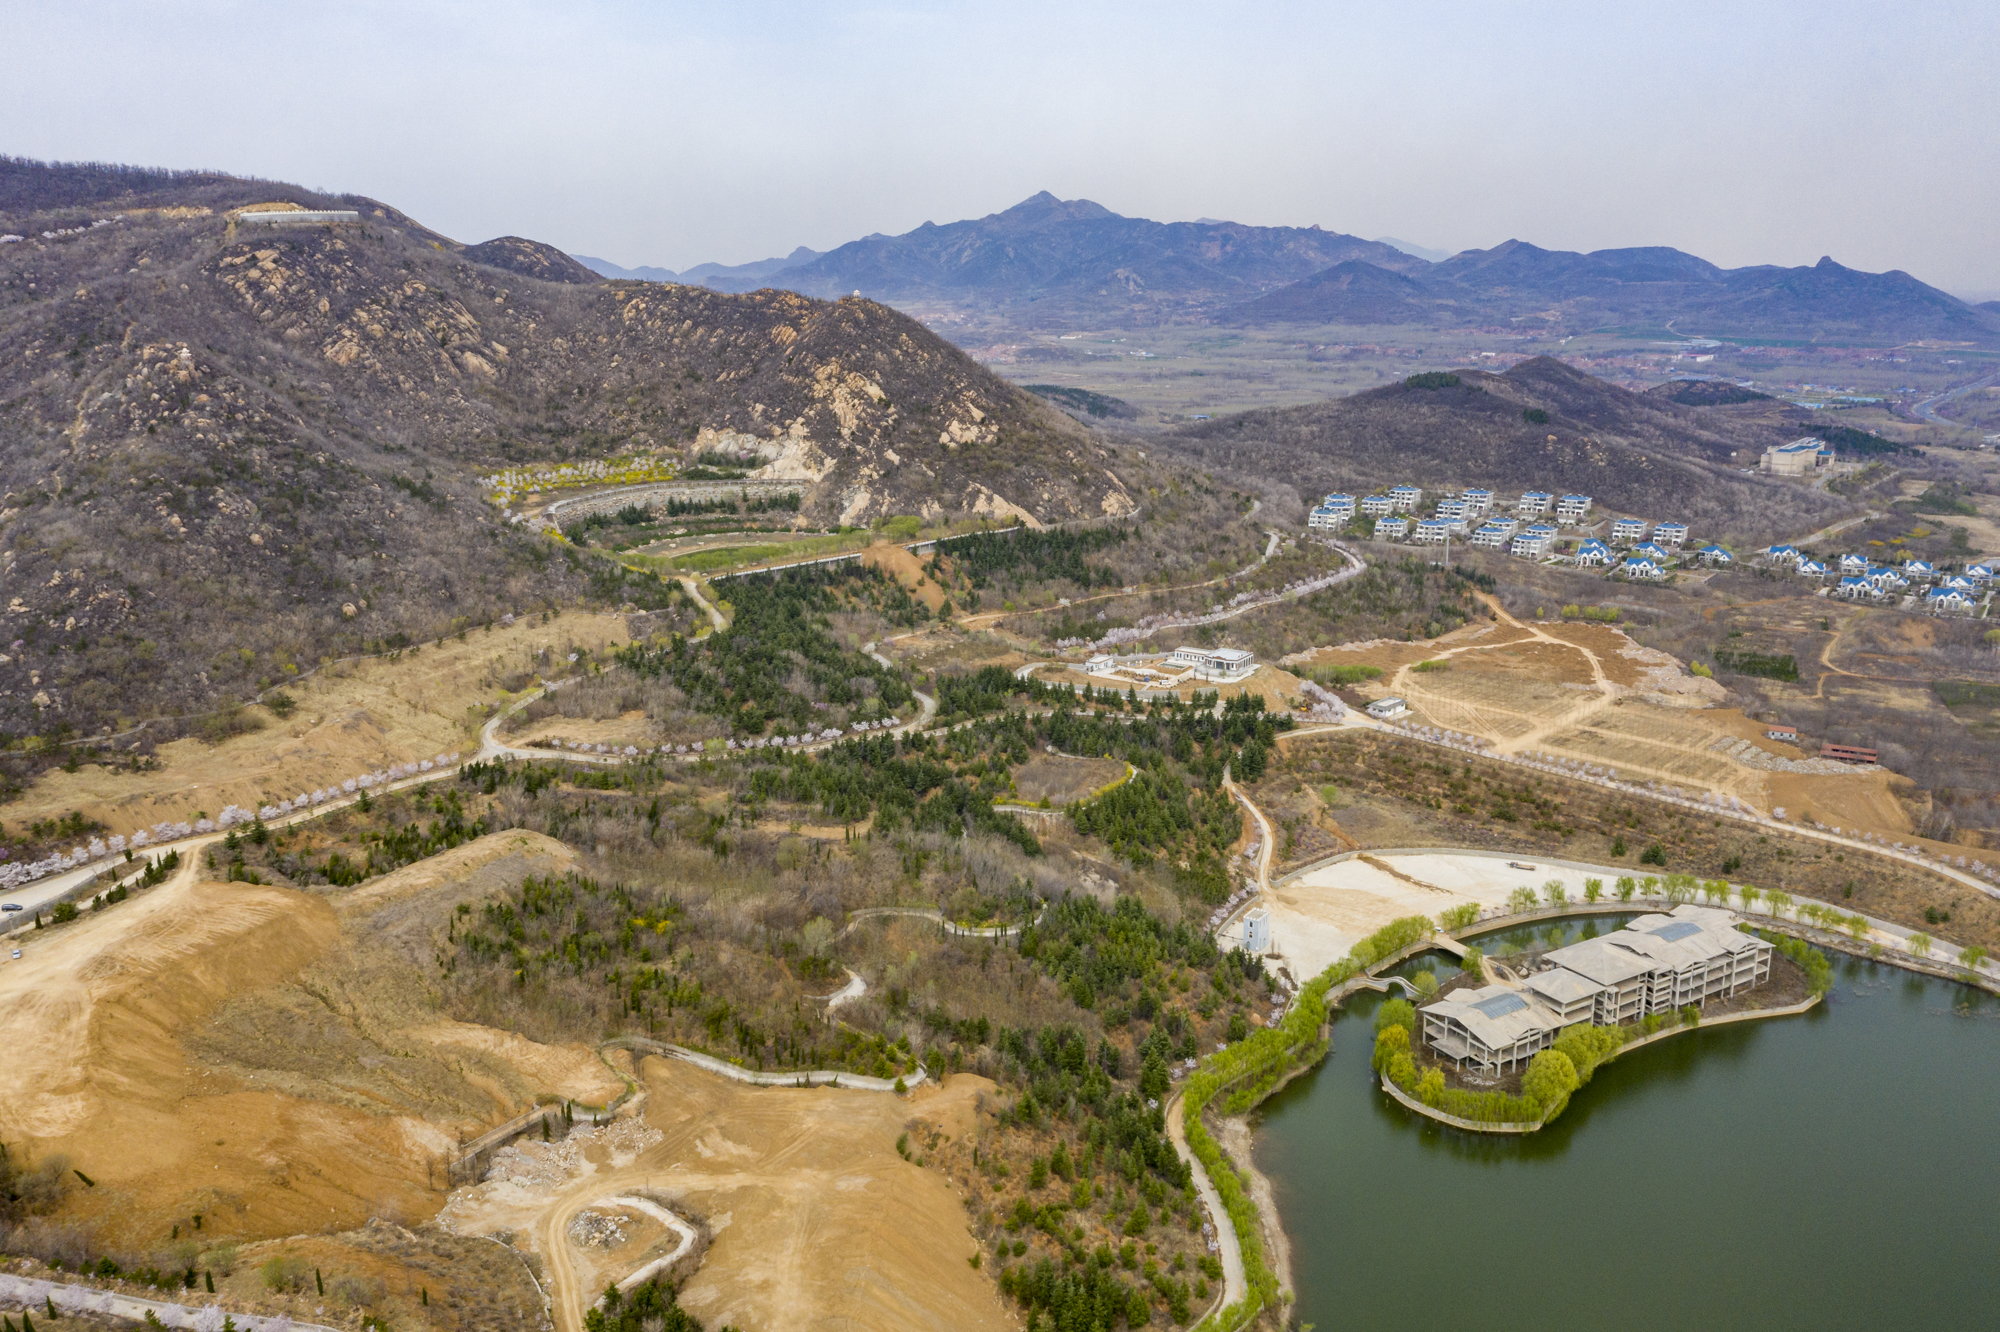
top-left (0, 158), bottom-right (1128, 746)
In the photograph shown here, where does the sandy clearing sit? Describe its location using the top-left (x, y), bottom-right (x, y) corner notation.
top-left (443, 1060), bottom-right (1008, 1332)
top-left (1258, 853), bottom-right (1611, 978)
top-left (12, 613), bottom-right (631, 837)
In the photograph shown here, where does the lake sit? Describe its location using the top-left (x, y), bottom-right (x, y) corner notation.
top-left (1254, 931), bottom-right (2000, 1331)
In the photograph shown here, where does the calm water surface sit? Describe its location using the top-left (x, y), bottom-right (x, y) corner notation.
top-left (1255, 941), bottom-right (2000, 1331)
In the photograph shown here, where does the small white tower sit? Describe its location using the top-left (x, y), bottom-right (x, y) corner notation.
top-left (1244, 908), bottom-right (1271, 954)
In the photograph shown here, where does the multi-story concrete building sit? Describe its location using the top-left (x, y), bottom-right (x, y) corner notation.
top-left (1762, 437), bottom-right (1832, 475)
top-left (1576, 539), bottom-right (1612, 566)
top-left (1652, 521), bottom-right (1689, 547)
top-left (1419, 907), bottom-right (1775, 1074)
top-left (1510, 523), bottom-right (1559, 558)
top-left (1307, 505), bottom-right (1346, 530)
top-left (1375, 515), bottom-right (1411, 539)
top-left (1555, 494), bottom-right (1593, 525)
top-left (1610, 517), bottom-right (1649, 545)
top-left (1517, 491), bottom-right (1554, 516)
top-left (1462, 488), bottom-right (1495, 517)
top-left (1411, 518), bottom-right (1453, 545)
top-left (1469, 520), bottom-right (1518, 549)
top-left (1361, 494), bottom-right (1396, 518)
top-left (1388, 484), bottom-right (1424, 512)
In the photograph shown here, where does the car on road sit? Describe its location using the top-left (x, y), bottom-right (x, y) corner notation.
top-left (1, 903), bottom-right (21, 912)
top-left (1507, 861), bottom-right (1538, 871)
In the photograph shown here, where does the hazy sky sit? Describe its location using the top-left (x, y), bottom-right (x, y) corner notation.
top-left (9, 1), bottom-right (1998, 295)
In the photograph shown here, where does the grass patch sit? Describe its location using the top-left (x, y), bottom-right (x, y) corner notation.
top-left (1305, 663), bottom-right (1384, 687)
top-left (1935, 680), bottom-right (2000, 708)
top-left (1712, 649), bottom-right (1799, 681)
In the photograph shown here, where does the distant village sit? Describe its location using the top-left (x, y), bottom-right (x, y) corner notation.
top-left (1307, 437), bottom-right (1992, 618)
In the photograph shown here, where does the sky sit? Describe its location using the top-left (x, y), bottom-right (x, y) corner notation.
top-left (8, 0), bottom-right (1998, 297)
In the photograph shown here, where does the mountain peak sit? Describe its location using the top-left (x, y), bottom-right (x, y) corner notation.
top-left (991, 192), bottom-right (1119, 226)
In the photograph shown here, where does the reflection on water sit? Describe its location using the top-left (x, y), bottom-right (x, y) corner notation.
top-left (1255, 938), bottom-right (1999, 1331)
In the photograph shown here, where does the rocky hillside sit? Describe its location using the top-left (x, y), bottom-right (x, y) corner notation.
top-left (1164, 358), bottom-right (1850, 544)
top-left (0, 158), bottom-right (1128, 746)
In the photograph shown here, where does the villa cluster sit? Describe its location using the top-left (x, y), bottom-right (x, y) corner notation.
top-left (1419, 905), bottom-right (1775, 1075)
top-left (1760, 545), bottom-right (1992, 617)
top-left (1306, 486), bottom-right (1714, 578)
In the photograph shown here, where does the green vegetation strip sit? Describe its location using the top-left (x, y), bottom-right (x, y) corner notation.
top-left (1184, 915), bottom-right (1432, 1331)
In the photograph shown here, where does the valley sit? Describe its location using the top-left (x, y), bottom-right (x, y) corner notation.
top-left (5, 156), bottom-right (2000, 1332)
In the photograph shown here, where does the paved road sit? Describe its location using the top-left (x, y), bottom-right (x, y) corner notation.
top-left (1912, 368), bottom-right (2000, 427)
top-left (1165, 1095), bottom-right (1247, 1317)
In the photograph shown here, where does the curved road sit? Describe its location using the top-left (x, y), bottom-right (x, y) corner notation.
top-left (1912, 368), bottom-right (2000, 427)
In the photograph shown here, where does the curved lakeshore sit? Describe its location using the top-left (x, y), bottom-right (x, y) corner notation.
top-left (1377, 989), bottom-right (1823, 1133)
top-left (1249, 940), bottom-right (2000, 1331)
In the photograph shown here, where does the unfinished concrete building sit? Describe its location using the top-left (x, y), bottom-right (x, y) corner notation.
top-left (1418, 906), bottom-right (1775, 1074)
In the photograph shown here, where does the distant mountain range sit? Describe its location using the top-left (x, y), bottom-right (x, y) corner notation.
top-left (575, 246), bottom-right (823, 287)
top-left (585, 195), bottom-right (2000, 344)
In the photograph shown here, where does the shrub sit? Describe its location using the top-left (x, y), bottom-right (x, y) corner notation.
top-left (1551, 1023), bottom-right (1625, 1087)
top-left (1405, 372), bottom-right (1463, 390)
top-left (1583, 877), bottom-right (1603, 903)
top-left (1347, 916), bottom-right (1433, 969)
top-left (1417, 1067), bottom-right (1446, 1105)
top-left (1437, 902), bottom-right (1479, 931)
top-left (1507, 886), bottom-right (1539, 913)
top-left (1373, 998), bottom-right (1416, 1041)
top-left (1372, 1024), bottom-right (1409, 1073)
top-left (260, 1255), bottom-right (311, 1292)
top-left (1522, 1048), bottom-right (1581, 1117)
top-left (1459, 945), bottom-right (1483, 974)
top-left (1615, 875), bottom-right (1636, 901)
top-left (1639, 843), bottom-right (1667, 867)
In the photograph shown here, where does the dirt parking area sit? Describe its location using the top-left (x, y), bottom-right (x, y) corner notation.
top-left (1261, 852), bottom-right (1621, 977)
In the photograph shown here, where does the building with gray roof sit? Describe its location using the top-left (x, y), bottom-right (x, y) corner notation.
top-left (1418, 905), bottom-right (1774, 1074)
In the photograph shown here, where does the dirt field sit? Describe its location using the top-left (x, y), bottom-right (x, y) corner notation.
top-left (11, 612), bottom-right (631, 837)
top-left (441, 1061), bottom-right (1008, 1332)
top-left (513, 709), bottom-right (660, 751)
top-left (0, 832), bottom-right (615, 1253)
top-left (0, 827), bottom-right (1021, 1331)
